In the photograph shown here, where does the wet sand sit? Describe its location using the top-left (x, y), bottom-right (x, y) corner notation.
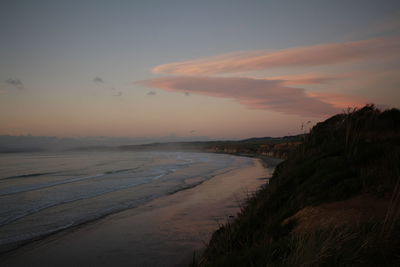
top-left (0, 157), bottom-right (273, 267)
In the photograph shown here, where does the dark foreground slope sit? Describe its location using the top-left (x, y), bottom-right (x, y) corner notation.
top-left (196, 105), bottom-right (400, 267)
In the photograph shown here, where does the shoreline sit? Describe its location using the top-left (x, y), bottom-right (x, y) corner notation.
top-left (0, 151), bottom-right (236, 254)
top-left (0, 156), bottom-right (275, 267)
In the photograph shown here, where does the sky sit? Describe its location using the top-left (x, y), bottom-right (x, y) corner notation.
top-left (1, 0), bottom-right (400, 139)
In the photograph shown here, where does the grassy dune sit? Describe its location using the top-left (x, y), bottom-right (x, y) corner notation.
top-left (194, 105), bottom-right (400, 266)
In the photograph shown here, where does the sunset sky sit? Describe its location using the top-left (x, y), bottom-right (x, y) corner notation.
top-left (1, 0), bottom-right (399, 139)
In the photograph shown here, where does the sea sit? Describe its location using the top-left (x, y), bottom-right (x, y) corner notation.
top-left (0, 150), bottom-right (253, 251)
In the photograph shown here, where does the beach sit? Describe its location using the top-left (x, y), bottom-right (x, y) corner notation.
top-left (0, 156), bottom-right (274, 267)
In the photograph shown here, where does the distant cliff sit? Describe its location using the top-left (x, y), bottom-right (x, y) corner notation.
top-left (120, 136), bottom-right (302, 159)
top-left (204, 141), bottom-right (301, 159)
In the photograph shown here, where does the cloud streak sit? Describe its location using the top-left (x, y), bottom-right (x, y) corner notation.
top-left (6, 78), bottom-right (24, 89)
top-left (138, 76), bottom-right (366, 117)
top-left (93, 76), bottom-right (104, 84)
top-left (146, 91), bottom-right (157, 96)
top-left (152, 36), bottom-right (400, 75)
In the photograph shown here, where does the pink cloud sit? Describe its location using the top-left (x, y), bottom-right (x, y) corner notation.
top-left (138, 76), bottom-right (367, 117)
top-left (265, 73), bottom-right (339, 85)
top-left (152, 36), bottom-right (400, 75)
top-left (307, 91), bottom-right (370, 109)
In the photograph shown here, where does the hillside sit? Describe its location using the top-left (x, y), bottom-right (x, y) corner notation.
top-left (196, 105), bottom-right (400, 266)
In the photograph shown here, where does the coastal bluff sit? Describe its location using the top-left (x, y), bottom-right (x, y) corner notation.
top-left (194, 105), bottom-right (400, 267)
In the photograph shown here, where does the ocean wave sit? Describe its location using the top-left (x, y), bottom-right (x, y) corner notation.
top-left (0, 171), bottom-right (169, 227)
top-left (1, 171), bottom-right (62, 180)
top-left (0, 167), bottom-right (147, 196)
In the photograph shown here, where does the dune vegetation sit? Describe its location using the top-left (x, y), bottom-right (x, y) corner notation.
top-left (194, 105), bottom-right (400, 266)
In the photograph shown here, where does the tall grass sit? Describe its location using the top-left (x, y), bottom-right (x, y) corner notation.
top-left (285, 183), bottom-right (400, 267)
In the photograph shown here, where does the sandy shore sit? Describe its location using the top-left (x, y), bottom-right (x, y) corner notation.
top-left (0, 157), bottom-right (274, 267)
